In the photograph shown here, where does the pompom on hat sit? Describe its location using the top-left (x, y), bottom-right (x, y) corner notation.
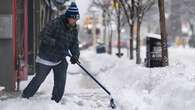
top-left (64, 2), bottom-right (80, 20)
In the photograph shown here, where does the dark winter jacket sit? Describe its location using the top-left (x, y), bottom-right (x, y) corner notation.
top-left (38, 16), bottom-right (80, 62)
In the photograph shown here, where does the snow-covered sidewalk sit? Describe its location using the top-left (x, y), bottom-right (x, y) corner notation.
top-left (0, 47), bottom-right (195, 110)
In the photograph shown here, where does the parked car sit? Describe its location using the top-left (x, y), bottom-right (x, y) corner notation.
top-left (112, 40), bottom-right (128, 48)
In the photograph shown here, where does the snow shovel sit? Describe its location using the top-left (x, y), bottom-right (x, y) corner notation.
top-left (68, 55), bottom-right (117, 109)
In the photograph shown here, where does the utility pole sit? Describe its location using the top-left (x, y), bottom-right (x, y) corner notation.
top-left (158, 0), bottom-right (169, 66)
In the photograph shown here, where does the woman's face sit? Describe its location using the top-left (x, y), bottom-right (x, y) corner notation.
top-left (67, 18), bottom-right (77, 25)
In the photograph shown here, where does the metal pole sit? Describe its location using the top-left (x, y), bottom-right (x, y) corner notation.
top-left (24, 0), bottom-right (29, 68)
top-left (23, 0), bottom-right (29, 80)
top-left (76, 61), bottom-right (111, 95)
top-left (12, 0), bottom-right (17, 91)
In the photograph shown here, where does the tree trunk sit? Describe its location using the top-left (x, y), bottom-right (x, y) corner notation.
top-left (129, 0), bottom-right (135, 60)
top-left (108, 25), bottom-right (113, 54)
top-left (136, 21), bottom-right (141, 64)
top-left (103, 10), bottom-right (107, 44)
top-left (116, 6), bottom-right (123, 57)
top-left (158, 0), bottom-right (169, 66)
top-left (130, 24), bottom-right (134, 59)
top-left (117, 12), bottom-right (122, 57)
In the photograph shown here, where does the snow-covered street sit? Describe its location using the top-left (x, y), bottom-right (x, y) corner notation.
top-left (0, 47), bottom-right (195, 110)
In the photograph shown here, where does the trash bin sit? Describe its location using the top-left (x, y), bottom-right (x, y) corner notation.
top-left (145, 33), bottom-right (163, 67)
top-left (96, 43), bottom-right (106, 54)
top-left (189, 35), bottom-right (195, 48)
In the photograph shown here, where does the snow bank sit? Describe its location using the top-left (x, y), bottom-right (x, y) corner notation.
top-left (1, 47), bottom-right (195, 110)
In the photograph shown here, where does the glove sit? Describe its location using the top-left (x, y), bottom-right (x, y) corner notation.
top-left (70, 56), bottom-right (78, 64)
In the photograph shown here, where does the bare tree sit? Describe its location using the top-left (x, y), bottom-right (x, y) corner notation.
top-left (113, 0), bottom-right (122, 57)
top-left (108, 21), bottom-right (113, 54)
top-left (113, 0), bottom-right (128, 57)
top-left (158, 0), bottom-right (168, 66)
top-left (135, 0), bottom-right (155, 64)
top-left (119, 0), bottom-right (136, 60)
